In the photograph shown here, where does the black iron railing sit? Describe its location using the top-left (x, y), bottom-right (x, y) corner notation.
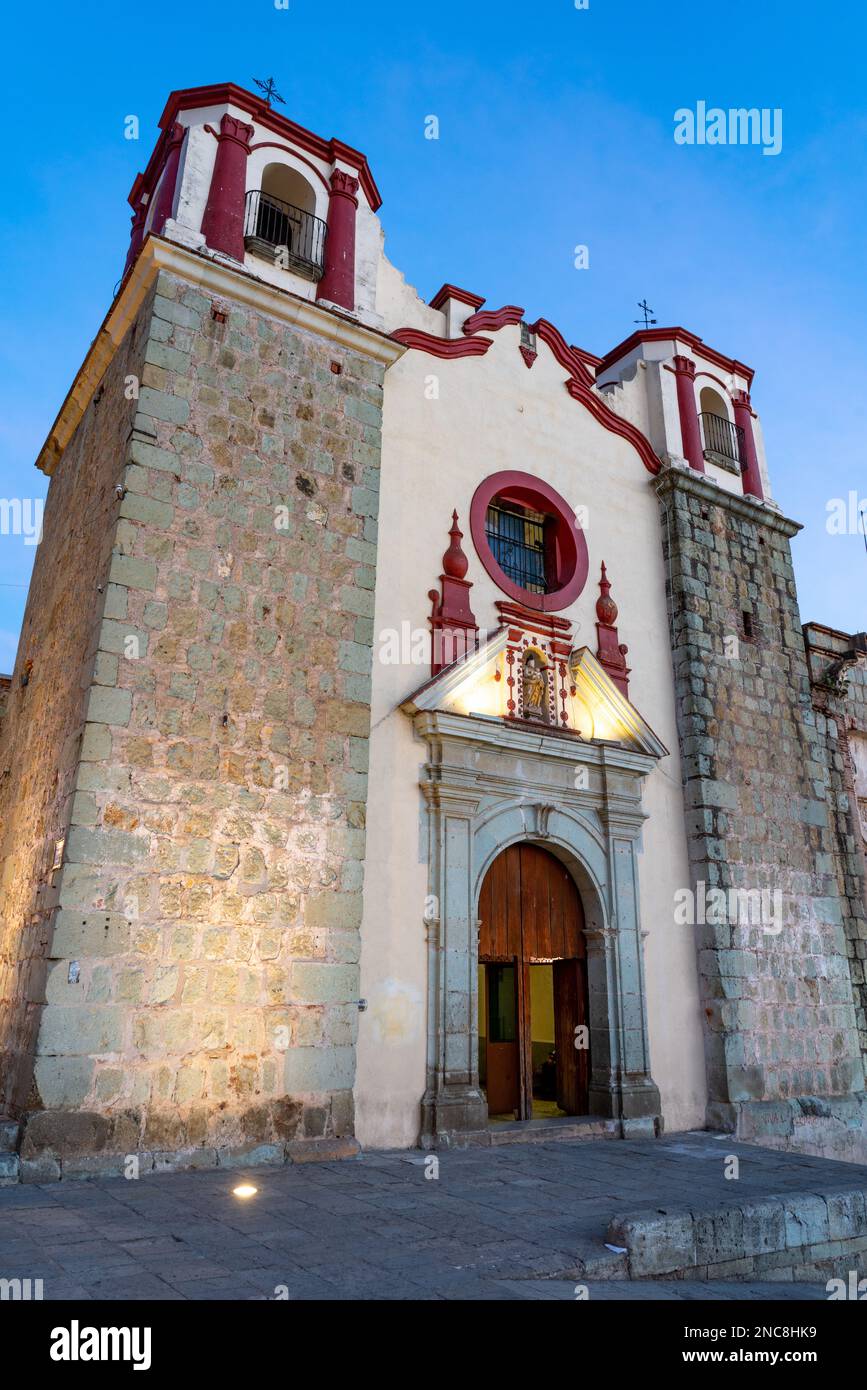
top-left (243, 191), bottom-right (327, 279)
top-left (700, 412), bottom-right (745, 468)
top-left (485, 504), bottom-right (548, 593)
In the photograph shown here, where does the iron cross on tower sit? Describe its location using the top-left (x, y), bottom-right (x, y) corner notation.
top-left (634, 299), bottom-right (657, 329)
top-left (253, 76), bottom-right (285, 107)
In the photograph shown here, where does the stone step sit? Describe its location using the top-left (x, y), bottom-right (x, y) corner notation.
top-left (608, 1186), bottom-right (867, 1283)
top-left (493, 1241), bottom-right (629, 1282)
top-left (488, 1116), bottom-right (619, 1146)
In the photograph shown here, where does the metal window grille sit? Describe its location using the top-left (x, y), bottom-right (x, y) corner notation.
top-left (243, 190), bottom-right (327, 279)
top-left (485, 503), bottom-right (548, 593)
top-left (699, 412), bottom-right (745, 466)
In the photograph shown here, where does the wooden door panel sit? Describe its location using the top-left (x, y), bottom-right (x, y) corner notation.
top-left (554, 957), bottom-right (589, 1114)
top-left (484, 963), bottom-right (519, 1115)
top-left (478, 844), bottom-right (590, 1120)
top-left (486, 1042), bottom-right (519, 1114)
top-left (505, 846), bottom-right (522, 956)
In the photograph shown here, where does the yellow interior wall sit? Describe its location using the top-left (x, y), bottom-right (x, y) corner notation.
top-left (530, 963), bottom-right (554, 1044)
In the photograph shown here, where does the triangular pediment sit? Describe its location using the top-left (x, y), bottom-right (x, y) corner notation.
top-left (567, 647), bottom-right (668, 757)
top-left (401, 628), bottom-right (510, 720)
top-left (401, 635), bottom-right (667, 758)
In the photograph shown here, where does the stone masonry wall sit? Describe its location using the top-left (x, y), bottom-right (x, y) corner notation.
top-left (807, 633), bottom-right (867, 1072)
top-left (656, 467), bottom-right (865, 1151)
top-left (844, 655), bottom-right (867, 867)
top-left (16, 267), bottom-right (385, 1173)
top-left (0, 295), bottom-right (150, 1116)
top-left (0, 676), bottom-right (11, 730)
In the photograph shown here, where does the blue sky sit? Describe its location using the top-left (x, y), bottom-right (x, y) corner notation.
top-left (0, 0), bottom-right (864, 671)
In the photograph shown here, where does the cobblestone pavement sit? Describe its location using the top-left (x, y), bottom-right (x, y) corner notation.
top-left (0, 1132), bottom-right (864, 1301)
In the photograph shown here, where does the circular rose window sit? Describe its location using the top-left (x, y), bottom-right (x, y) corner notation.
top-left (469, 471), bottom-right (588, 612)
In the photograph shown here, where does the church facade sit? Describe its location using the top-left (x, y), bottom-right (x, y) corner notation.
top-left (0, 83), bottom-right (865, 1180)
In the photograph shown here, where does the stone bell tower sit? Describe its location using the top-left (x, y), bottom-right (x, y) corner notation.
top-left (0, 84), bottom-right (402, 1179)
top-left (598, 327), bottom-right (867, 1157)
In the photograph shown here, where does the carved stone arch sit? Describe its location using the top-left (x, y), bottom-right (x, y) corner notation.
top-left (245, 148), bottom-right (329, 223)
top-left (415, 710), bottom-right (662, 1148)
top-left (472, 802), bottom-right (610, 933)
top-left (470, 805), bottom-right (637, 1131)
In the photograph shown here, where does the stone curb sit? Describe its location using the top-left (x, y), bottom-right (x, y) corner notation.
top-left (607, 1185), bottom-right (867, 1279)
top-left (11, 1136), bottom-right (361, 1184)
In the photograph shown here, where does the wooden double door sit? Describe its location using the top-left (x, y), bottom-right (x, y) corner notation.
top-left (478, 843), bottom-right (589, 1120)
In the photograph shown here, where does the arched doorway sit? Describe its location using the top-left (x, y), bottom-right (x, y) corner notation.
top-left (478, 842), bottom-right (589, 1121)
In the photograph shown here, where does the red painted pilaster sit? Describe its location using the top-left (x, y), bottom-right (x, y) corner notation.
top-left (150, 122), bottom-right (186, 236)
top-left (672, 354), bottom-right (705, 473)
top-left (732, 390), bottom-right (765, 500)
top-left (122, 197), bottom-right (148, 279)
top-left (316, 169), bottom-right (359, 311)
top-left (201, 114), bottom-right (254, 261)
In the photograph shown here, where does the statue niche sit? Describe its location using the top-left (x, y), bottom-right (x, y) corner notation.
top-left (521, 648), bottom-right (550, 723)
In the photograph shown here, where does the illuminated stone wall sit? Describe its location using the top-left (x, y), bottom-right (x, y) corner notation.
top-left (5, 264), bottom-right (389, 1176)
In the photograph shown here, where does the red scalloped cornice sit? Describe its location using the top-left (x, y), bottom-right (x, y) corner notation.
top-left (598, 326), bottom-right (754, 388)
top-left (462, 304), bottom-right (524, 334)
top-left (566, 379), bottom-right (660, 474)
top-left (429, 284), bottom-right (486, 312)
top-left (527, 318), bottom-right (595, 389)
top-left (131, 83), bottom-right (381, 212)
top-left (391, 305), bottom-right (662, 476)
top-left (390, 328), bottom-right (493, 359)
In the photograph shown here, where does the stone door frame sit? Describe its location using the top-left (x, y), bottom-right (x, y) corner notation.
top-left (412, 709), bottom-right (663, 1148)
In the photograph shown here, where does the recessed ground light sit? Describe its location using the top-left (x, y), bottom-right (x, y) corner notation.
top-left (233, 1184), bottom-right (258, 1199)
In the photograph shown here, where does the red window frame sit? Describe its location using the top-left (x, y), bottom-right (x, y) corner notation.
top-left (469, 471), bottom-right (589, 613)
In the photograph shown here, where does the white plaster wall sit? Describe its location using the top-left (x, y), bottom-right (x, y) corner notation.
top-left (656, 362), bottom-right (685, 462)
top-left (596, 361), bottom-right (652, 437)
top-left (355, 321), bottom-right (709, 1148)
top-left (752, 414), bottom-right (773, 501)
top-left (172, 103), bottom-right (243, 236)
top-left (377, 253), bottom-right (448, 335)
top-left (354, 202), bottom-right (385, 324)
top-left (173, 116), bottom-right (219, 233)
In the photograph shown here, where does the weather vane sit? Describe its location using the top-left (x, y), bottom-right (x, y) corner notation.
top-left (634, 299), bottom-right (657, 329)
top-left (253, 76), bottom-right (285, 107)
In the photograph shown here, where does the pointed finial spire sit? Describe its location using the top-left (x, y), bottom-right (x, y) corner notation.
top-left (596, 561), bottom-right (618, 626)
top-left (442, 510), bottom-right (469, 580)
top-left (594, 561), bottom-right (630, 698)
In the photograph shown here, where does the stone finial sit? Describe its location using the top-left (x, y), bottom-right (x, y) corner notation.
top-left (429, 511), bottom-right (478, 675)
top-left (442, 510), bottom-right (469, 580)
top-left (596, 561), bottom-right (618, 626)
top-left (594, 562), bottom-right (631, 698)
